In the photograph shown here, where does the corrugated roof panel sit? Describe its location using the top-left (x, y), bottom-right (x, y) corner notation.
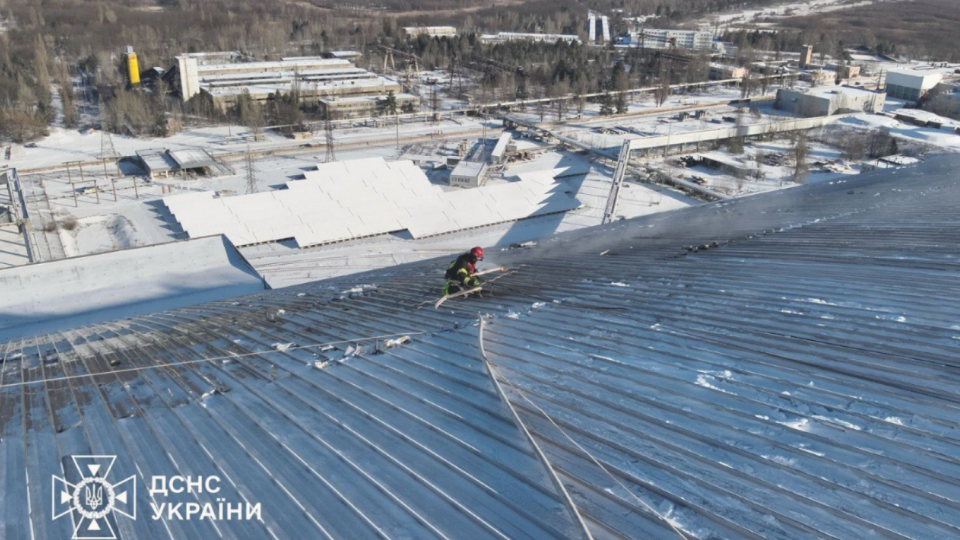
top-left (47, 155), bottom-right (960, 540)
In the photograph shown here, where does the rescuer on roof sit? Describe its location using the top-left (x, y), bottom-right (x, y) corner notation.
top-left (443, 247), bottom-right (484, 296)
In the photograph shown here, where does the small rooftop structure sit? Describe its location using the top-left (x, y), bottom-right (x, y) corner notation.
top-left (491, 132), bottom-right (513, 164)
top-left (450, 160), bottom-right (488, 188)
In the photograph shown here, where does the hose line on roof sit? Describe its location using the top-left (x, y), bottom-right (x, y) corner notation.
top-left (478, 316), bottom-right (693, 540)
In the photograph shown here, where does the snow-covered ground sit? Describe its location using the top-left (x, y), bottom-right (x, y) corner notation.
top-left (3, 116), bottom-right (490, 172)
top-left (840, 113), bottom-right (960, 151)
top-left (694, 0), bottom-right (882, 30)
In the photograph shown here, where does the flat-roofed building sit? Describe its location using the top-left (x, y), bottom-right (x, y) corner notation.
top-left (449, 161), bottom-right (487, 188)
top-left (319, 93), bottom-right (420, 119)
top-left (885, 68), bottom-right (944, 102)
top-left (775, 86), bottom-right (886, 117)
top-left (174, 53), bottom-right (404, 113)
top-left (709, 63), bottom-right (748, 80)
top-left (402, 26), bottom-right (457, 37)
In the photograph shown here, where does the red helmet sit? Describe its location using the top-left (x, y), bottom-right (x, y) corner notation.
top-left (470, 246), bottom-right (484, 260)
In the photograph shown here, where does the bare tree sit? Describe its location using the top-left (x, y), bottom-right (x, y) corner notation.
top-left (654, 77), bottom-right (671, 107)
top-left (790, 131), bottom-right (811, 184)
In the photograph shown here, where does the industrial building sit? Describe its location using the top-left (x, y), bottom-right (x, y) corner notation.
top-left (402, 26), bottom-right (457, 37)
top-left (885, 67), bottom-right (944, 102)
top-left (173, 53), bottom-right (407, 114)
top-left (625, 29), bottom-right (713, 50)
top-left (136, 148), bottom-right (228, 179)
top-left (775, 86), bottom-right (886, 117)
top-left (479, 32), bottom-right (581, 45)
top-left (319, 93), bottom-right (420, 119)
top-left (709, 63), bottom-right (749, 80)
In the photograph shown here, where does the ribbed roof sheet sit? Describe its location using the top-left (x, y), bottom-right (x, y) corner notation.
top-left (4, 155), bottom-right (960, 539)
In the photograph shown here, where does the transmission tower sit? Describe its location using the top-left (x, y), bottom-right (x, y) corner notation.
top-left (99, 131), bottom-right (119, 159)
top-left (98, 95), bottom-right (120, 160)
top-left (245, 146), bottom-right (258, 194)
top-left (324, 113), bottom-right (336, 163)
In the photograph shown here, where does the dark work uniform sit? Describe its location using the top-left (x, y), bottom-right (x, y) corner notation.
top-left (443, 253), bottom-right (481, 295)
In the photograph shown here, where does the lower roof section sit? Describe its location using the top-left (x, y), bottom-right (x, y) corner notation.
top-left (0, 235), bottom-right (265, 341)
top-left (2, 155), bottom-right (960, 538)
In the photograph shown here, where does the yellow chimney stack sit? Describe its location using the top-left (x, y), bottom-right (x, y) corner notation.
top-left (126, 46), bottom-right (140, 85)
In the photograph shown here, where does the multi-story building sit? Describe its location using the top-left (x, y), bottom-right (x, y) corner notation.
top-left (626, 29), bottom-right (713, 50)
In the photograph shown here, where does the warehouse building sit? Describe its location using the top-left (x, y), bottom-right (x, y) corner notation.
top-left (885, 68), bottom-right (944, 102)
top-left (174, 53), bottom-right (408, 114)
top-left (319, 93), bottom-right (421, 119)
top-left (775, 86), bottom-right (886, 117)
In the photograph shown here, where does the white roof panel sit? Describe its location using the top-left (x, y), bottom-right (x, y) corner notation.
top-left (166, 157), bottom-right (580, 247)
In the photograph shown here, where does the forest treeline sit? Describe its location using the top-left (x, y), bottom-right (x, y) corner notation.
top-left (0, 0), bottom-right (952, 142)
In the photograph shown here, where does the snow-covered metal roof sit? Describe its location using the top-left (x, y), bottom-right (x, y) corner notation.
top-left (162, 158), bottom-right (580, 247)
top-left (0, 235), bottom-right (265, 341)
top-left (4, 155), bottom-right (960, 538)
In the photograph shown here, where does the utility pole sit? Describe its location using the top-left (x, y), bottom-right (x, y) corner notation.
top-left (324, 112), bottom-right (336, 162)
top-left (66, 164), bottom-right (77, 207)
top-left (245, 145), bottom-right (257, 195)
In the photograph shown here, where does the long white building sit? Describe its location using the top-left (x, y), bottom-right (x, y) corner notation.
top-left (174, 53), bottom-right (415, 114)
top-left (480, 32), bottom-right (581, 45)
top-left (627, 29), bottom-right (713, 50)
